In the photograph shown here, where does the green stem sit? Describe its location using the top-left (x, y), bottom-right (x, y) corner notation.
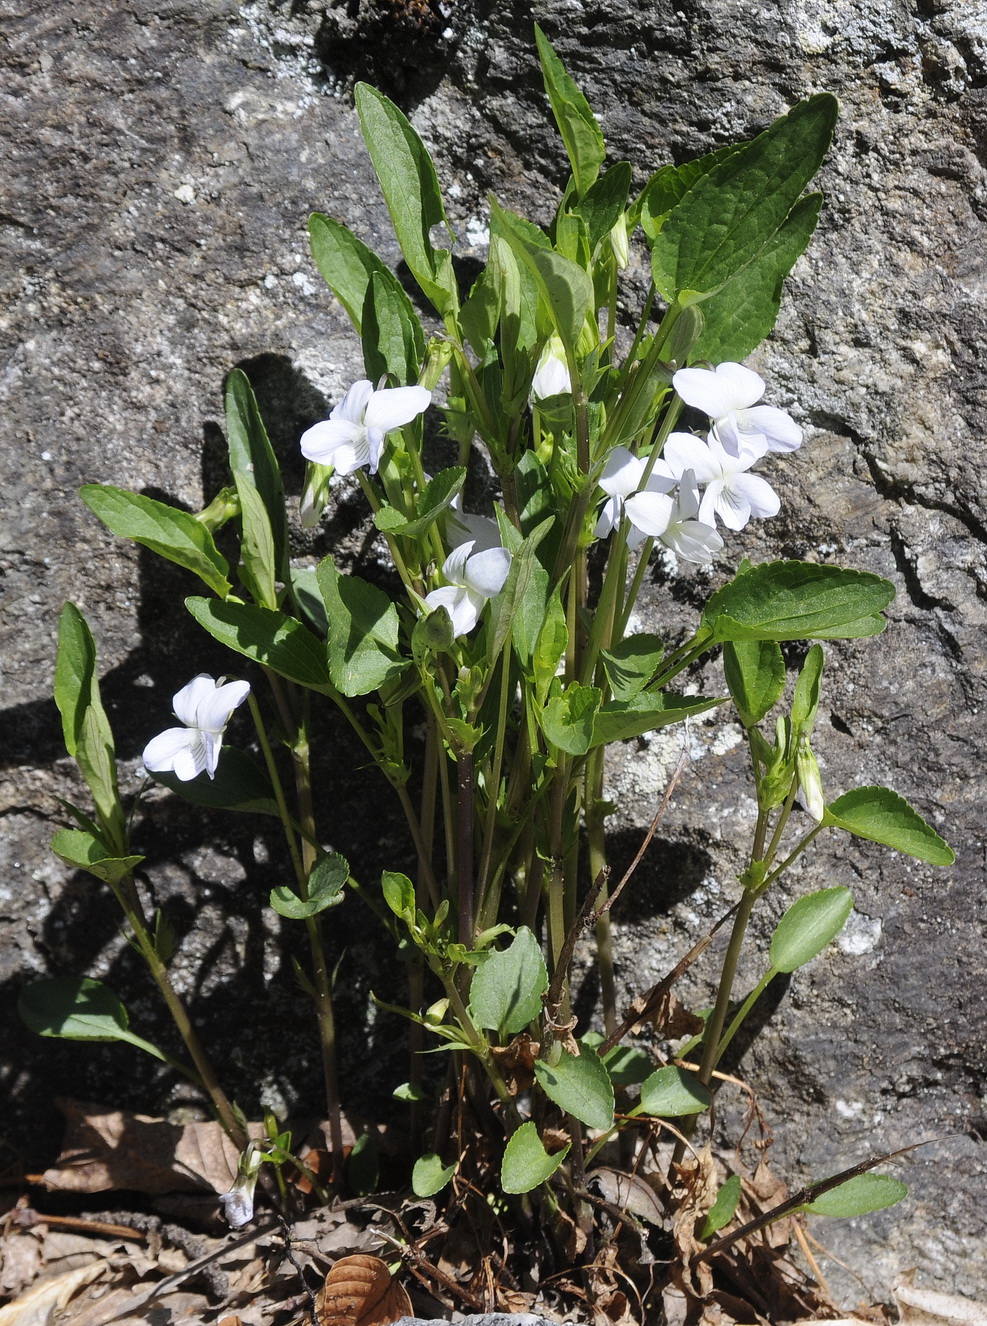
top-left (715, 968), bottom-right (778, 1063)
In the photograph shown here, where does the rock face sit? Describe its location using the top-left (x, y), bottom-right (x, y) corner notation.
top-left (2, 0), bottom-right (985, 1307)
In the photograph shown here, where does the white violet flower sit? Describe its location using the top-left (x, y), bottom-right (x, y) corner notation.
top-left (625, 469), bottom-right (723, 565)
top-left (424, 540), bottom-right (512, 637)
top-left (531, 336), bottom-right (572, 400)
top-left (663, 430), bottom-right (781, 531)
top-left (220, 1143), bottom-right (264, 1229)
top-left (143, 674), bottom-right (251, 782)
top-left (594, 446), bottom-right (675, 549)
top-left (299, 379), bottom-right (430, 476)
top-left (672, 361), bottom-right (802, 457)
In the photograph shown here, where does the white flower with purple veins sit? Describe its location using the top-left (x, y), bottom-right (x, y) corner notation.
top-left (594, 446), bottom-right (675, 549)
top-left (672, 362), bottom-right (802, 457)
top-left (143, 675), bottom-right (251, 782)
top-left (425, 540), bottom-right (512, 637)
top-left (299, 379), bottom-right (430, 476)
top-left (625, 470), bottom-right (723, 565)
top-left (663, 430), bottom-right (781, 531)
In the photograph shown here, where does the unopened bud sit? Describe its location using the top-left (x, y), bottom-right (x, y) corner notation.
top-left (299, 461), bottom-right (334, 528)
top-left (610, 213), bottom-right (629, 270)
top-left (796, 739), bottom-right (825, 823)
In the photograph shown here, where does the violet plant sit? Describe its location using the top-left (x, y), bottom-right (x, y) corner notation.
top-left (21, 29), bottom-right (953, 1259)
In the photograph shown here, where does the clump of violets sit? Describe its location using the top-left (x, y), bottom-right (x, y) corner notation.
top-left (593, 361), bottom-right (801, 560)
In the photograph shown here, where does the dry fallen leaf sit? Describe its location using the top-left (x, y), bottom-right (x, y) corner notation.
top-left (895, 1280), bottom-right (987, 1326)
top-left (315, 1254), bottom-right (412, 1326)
top-left (0, 1261), bottom-right (105, 1325)
top-left (41, 1098), bottom-right (249, 1196)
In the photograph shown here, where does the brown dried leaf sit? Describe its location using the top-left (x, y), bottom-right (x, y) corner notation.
top-left (41, 1099), bottom-right (250, 1196)
top-left (894, 1280), bottom-right (987, 1325)
top-left (489, 1034), bottom-right (539, 1094)
top-left (315, 1255), bottom-right (412, 1326)
top-left (0, 1261), bottom-right (105, 1325)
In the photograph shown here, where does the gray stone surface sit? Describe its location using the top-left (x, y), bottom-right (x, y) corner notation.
top-left (2, 0), bottom-right (985, 1311)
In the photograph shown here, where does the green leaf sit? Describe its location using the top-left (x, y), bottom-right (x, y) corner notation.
top-left (803, 1173), bottom-right (908, 1218)
top-left (769, 887), bottom-right (854, 973)
top-left (534, 1045), bottom-right (615, 1132)
top-left (80, 486), bottom-right (232, 598)
top-left (590, 692), bottom-right (723, 747)
top-left (791, 643), bottom-right (824, 739)
top-left (600, 634), bottom-right (665, 701)
top-left (468, 926), bottom-right (548, 1037)
top-left (233, 471), bottom-right (278, 609)
top-left (382, 870), bottom-right (416, 923)
top-left (225, 368), bottom-right (289, 592)
top-left (362, 268), bottom-right (426, 384)
top-left (487, 515), bottom-right (555, 668)
top-left (722, 639), bottom-right (786, 727)
top-left (690, 193), bottom-right (822, 362)
top-left (354, 83), bottom-right (458, 317)
top-left (652, 94), bottom-right (838, 302)
top-left (150, 748), bottom-right (279, 816)
top-left (373, 468), bottom-right (466, 540)
top-left (534, 25), bottom-right (606, 198)
top-left (270, 852), bottom-right (349, 919)
top-left (700, 1174), bottom-right (743, 1240)
top-left (412, 1153), bottom-right (456, 1198)
top-left (50, 828), bottom-right (144, 885)
top-left (491, 200), bottom-right (593, 352)
top-left (18, 977), bottom-right (168, 1061)
top-left (639, 1065), bottom-right (712, 1117)
top-left (54, 605), bottom-right (124, 845)
top-left (501, 1121), bottom-right (570, 1194)
top-left (347, 1132), bottom-right (379, 1197)
top-left (575, 162), bottom-right (633, 253)
top-left (316, 557), bottom-right (407, 697)
top-left (639, 144), bottom-right (741, 240)
top-left (826, 787), bottom-right (954, 866)
top-left (185, 597), bottom-right (332, 692)
top-left (542, 683), bottom-right (601, 756)
top-left (702, 561), bottom-right (895, 644)
top-left (309, 212), bottom-right (393, 334)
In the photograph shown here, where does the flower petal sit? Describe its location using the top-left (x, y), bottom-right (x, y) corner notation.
top-left (330, 379), bottom-right (374, 424)
top-left (661, 519), bottom-right (723, 564)
top-left (743, 404), bottom-right (803, 452)
top-left (598, 446), bottom-right (645, 498)
top-left (172, 675), bottom-right (219, 727)
top-left (734, 472), bottom-right (781, 520)
top-left (441, 541), bottom-right (475, 586)
top-left (625, 490), bottom-right (674, 538)
top-left (424, 585), bottom-right (478, 636)
top-left (463, 546), bottom-right (512, 599)
top-left (673, 362), bottom-right (764, 416)
top-left (363, 385), bottom-right (431, 434)
top-left (300, 418), bottom-right (367, 468)
top-left (662, 432), bottom-right (722, 484)
top-left (193, 679), bottom-right (251, 734)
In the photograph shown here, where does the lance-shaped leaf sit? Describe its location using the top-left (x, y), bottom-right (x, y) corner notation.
top-left (80, 486), bottom-right (232, 599)
top-left (802, 1173), bottom-right (908, 1217)
top-left (491, 199), bottom-right (593, 354)
top-left (652, 94), bottom-right (837, 303)
top-left (501, 1121), bottom-right (569, 1194)
top-left (535, 1045), bottom-right (615, 1132)
top-left (51, 828), bottom-right (144, 885)
top-left (639, 144), bottom-right (741, 239)
top-left (186, 596), bottom-right (332, 692)
top-left (469, 926), bottom-right (548, 1038)
top-left (722, 639), bottom-right (785, 727)
top-left (690, 192), bottom-right (823, 363)
top-left (54, 605), bottom-right (125, 848)
top-left (362, 268), bottom-right (425, 385)
top-left (825, 786), bottom-right (954, 866)
top-left (354, 83), bottom-right (458, 317)
top-left (18, 977), bottom-right (169, 1062)
top-left (225, 368), bottom-right (289, 594)
top-left (316, 557), bottom-right (407, 697)
top-left (576, 161), bottom-right (633, 253)
top-left (702, 560), bottom-right (894, 644)
top-left (769, 887), bottom-right (854, 973)
top-left (590, 692), bottom-right (724, 747)
top-left (309, 212), bottom-right (402, 336)
top-left (791, 642), bottom-right (824, 738)
top-left (535, 24), bottom-right (605, 198)
top-left (701, 1174), bottom-right (743, 1240)
top-left (150, 748), bottom-right (280, 815)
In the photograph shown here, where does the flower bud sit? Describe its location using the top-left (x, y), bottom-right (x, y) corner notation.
top-left (796, 739), bottom-right (825, 823)
top-left (299, 461), bottom-right (334, 528)
top-left (609, 213), bottom-right (629, 270)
